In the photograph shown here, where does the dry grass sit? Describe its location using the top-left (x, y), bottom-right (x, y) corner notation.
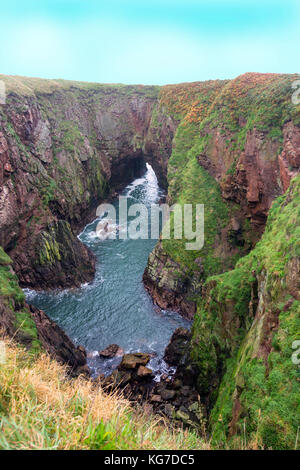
top-left (0, 74), bottom-right (158, 98)
top-left (0, 336), bottom-right (209, 450)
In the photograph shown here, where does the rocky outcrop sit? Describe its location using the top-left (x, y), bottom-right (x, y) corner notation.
top-left (99, 330), bottom-right (204, 430)
top-left (101, 352), bottom-right (154, 395)
top-left (16, 220), bottom-right (96, 289)
top-left (143, 242), bottom-right (198, 320)
top-left (1, 73), bottom-right (299, 449)
top-left (28, 304), bottom-right (89, 376)
top-left (0, 246), bottom-right (88, 375)
top-left (141, 74), bottom-right (300, 447)
top-left (164, 327), bottom-right (191, 366)
top-left (0, 75), bottom-right (179, 381)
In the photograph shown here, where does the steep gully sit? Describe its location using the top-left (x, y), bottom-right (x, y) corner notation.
top-left (0, 79), bottom-right (178, 373)
top-left (25, 164), bottom-right (190, 379)
top-left (0, 75), bottom-right (299, 432)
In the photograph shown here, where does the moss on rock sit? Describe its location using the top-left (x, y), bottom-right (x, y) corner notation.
top-left (190, 175), bottom-right (300, 449)
top-left (0, 246), bottom-right (41, 353)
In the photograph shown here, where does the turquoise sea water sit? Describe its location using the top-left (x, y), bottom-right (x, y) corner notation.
top-left (25, 165), bottom-right (189, 377)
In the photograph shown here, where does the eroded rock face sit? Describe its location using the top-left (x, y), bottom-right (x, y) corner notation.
top-left (29, 304), bottom-right (89, 376)
top-left (0, 79), bottom-right (176, 290)
top-left (221, 128), bottom-right (283, 229)
top-left (101, 352), bottom-right (154, 395)
top-left (0, 296), bottom-right (88, 376)
top-left (164, 328), bottom-right (191, 366)
top-left (143, 242), bottom-right (199, 320)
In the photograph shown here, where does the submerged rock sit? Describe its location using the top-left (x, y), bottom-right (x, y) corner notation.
top-left (99, 344), bottom-right (124, 358)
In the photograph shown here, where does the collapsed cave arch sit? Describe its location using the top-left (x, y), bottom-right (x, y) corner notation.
top-left (110, 153), bottom-right (147, 191)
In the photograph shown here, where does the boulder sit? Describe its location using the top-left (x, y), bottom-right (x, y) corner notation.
top-left (150, 394), bottom-right (163, 403)
top-left (137, 365), bottom-right (153, 378)
top-left (175, 409), bottom-right (190, 423)
top-left (160, 388), bottom-right (176, 400)
top-left (99, 344), bottom-right (124, 358)
top-left (120, 353), bottom-right (150, 370)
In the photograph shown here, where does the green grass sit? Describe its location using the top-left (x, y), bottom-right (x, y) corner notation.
top-left (190, 175), bottom-right (300, 449)
top-left (0, 73), bottom-right (160, 99)
top-left (0, 246), bottom-right (41, 353)
top-left (0, 247), bottom-right (25, 304)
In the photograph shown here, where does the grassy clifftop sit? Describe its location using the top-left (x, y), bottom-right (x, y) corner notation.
top-left (0, 74), bottom-right (160, 98)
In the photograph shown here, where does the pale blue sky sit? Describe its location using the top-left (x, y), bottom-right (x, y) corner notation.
top-left (0, 0), bottom-right (299, 84)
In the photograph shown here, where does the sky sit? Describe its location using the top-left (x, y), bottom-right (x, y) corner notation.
top-left (0, 0), bottom-right (299, 85)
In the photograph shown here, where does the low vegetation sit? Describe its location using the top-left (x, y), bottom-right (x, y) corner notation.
top-left (191, 175), bottom-right (300, 449)
top-left (0, 337), bottom-right (208, 450)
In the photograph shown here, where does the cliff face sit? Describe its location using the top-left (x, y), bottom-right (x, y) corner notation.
top-left (143, 73), bottom-right (300, 449)
top-left (202, 176), bottom-right (300, 449)
top-left (144, 73), bottom-right (300, 318)
top-left (0, 75), bottom-right (176, 289)
top-left (0, 74), bottom-right (179, 380)
top-left (0, 73), bottom-right (299, 449)
top-left (0, 246), bottom-right (87, 374)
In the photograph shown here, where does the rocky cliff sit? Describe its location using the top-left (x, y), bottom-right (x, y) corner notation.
top-left (143, 73), bottom-right (300, 449)
top-left (144, 73), bottom-right (300, 318)
top-left (0, 73), bottom-right (299, 449)
top-left (0, 246), bottom-right (87, 374)
top-left (0, 75), bottom-right (176, 289)
top-left (0, 74), bottom-right (177, 376)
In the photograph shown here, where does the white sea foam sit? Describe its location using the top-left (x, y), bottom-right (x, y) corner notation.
top-left (22, 288), bottom-right (37, 301)
top-left (144, 163), bottom-right (160, 204)
top-left (125, 177), bottom-right (147, 197)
